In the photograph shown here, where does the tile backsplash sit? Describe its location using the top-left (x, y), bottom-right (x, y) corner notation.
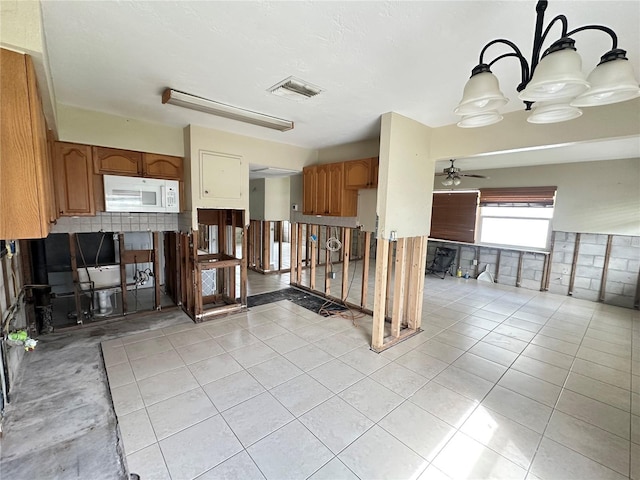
top-left (50, 212), bottom-right (179, 234)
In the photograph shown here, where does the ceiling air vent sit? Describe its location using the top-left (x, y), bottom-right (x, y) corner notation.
top-left (268, 76), bottom-right (322, 101)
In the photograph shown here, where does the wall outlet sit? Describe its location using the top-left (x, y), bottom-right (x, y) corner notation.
top-left (473, 259), bottom-right (478, 265)
top-left (292, 204), bottom-right (299, 211)
top-left (328, 271), bottom-right (337, 279)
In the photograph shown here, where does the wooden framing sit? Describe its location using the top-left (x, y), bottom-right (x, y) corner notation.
top-left (310, 225), bottom-right (317, 291)
top-left (371, 238), bottom-right (390, 351)
top-left (296, 223), bottom-right (303, 285)
top-left (599, 235), bottom-right (613, 302)
top-left (290, 223), bottom-right (298, 284)
top-left (324, 226), bottom-right (331, 296)
top-left (516, 251), bottom-right (524, 287)
top-left (361, 231), bottom-right (371, 309)
top-left (541, 231), bottom-right (555, 291)
top-left (391, 238), bottom-right (406, 338)
top-left (341, 228), bottom-right (351, 302)
top-left (568, 233), bottom-right (581, 296)
top-left (181, 208), bottom-right (247, 322)
top-left (262, 220), bottom-right (270, 271)
top-left (371, 235), bottom-right (427, 353)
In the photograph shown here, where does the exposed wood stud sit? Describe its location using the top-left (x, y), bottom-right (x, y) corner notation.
top-left (310, 225), bottom-right (317, 290)
top-left (516, 251), bottom-right (524, 287)
top-left (543, 231), bottom-right (556, 291)
top-left (278, 221), bottom-right (283, 271)
top-left (341, 228), bottom-right (351, 301)
top-left (290, 223), bottom-right (298, 284)
top-left (541, 254), bottom-right (549, 292)
top-left (474, 246), bottom-right (480, 277)
top-left (372, 238), bottom-right (390, 351)
top-left (240, 221), bottom-right (248, 306)
top-left (296, 223), bottom-right (303, 285)
top-left (361, 231), bottom-right (371, 309)
top-left (413, 236), bottom-right (427, 330)
top-left (406, 238), bottom-right (421, 330)
top-left (385, 242), bottom-right (394, 318)
top-left (391, 238), bottom-right (407, 338)
top-left (324, 226), bottom-right (331, 295)
top-left (568, 233), bottom-right (581, 296)
top-left (599, 235), bottom-right (613, 302)
top-left (262, 220), bottom-right (270, 271)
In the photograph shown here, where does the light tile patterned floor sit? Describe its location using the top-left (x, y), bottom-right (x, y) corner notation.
top-left (103, 272), bottom-right (640, 480)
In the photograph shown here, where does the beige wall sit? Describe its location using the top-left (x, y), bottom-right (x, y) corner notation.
top-left (57, 105), bottom-right (185, 156)
top-left (378, 112), bottom-right (434, 239)
top-left (187, 124), bottom-right (315, 229)
top-left (433, 158), bottom-right (640, 236)
top-left (264, 177), bottom-right (291, 221)
top-left (1, 0), bottom-right (57, 131)
top-left (317, 138), bottom-right (380, 164)
top-left (430, 99), bottom-right (640, 161)
top-left (249, 179), bottom-right (266, 221)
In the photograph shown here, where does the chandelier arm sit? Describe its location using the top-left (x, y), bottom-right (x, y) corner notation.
top-left (527, 13), bottom-right (567, 73)
top-left (487, 52), bottom-right (531, 91)
top-left (479, 39), bottom-right (530, 90)
top-left (565, 25), bottom-right (618, 50)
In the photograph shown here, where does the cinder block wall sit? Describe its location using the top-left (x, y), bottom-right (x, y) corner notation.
top-left (427, 231), bottom-right (639, 309)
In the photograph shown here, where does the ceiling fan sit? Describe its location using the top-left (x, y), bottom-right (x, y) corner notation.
top-left (435, 159), bottom-right (489, 186)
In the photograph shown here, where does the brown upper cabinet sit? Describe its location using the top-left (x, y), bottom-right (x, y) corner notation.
top-left (0, 49), bottom-right (57, 239)
top-left (142, 153), bottom-right (183, 180)
top-left (53, 143), bottom-right (95, 216)
top-left (344, 157), bottom-right (379, 189)
top-left (302, 163), bottom-right (357, 217)
top-left (93, 146), bottom-right (142, 176)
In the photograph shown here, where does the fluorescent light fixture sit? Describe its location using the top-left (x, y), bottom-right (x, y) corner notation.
top-left (162, 88), bottom-right (294, 131)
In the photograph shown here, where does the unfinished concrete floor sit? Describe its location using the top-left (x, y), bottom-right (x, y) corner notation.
top-left (0, 308), bottom-right (193, 479)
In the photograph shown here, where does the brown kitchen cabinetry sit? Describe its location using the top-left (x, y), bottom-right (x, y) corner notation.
top-left (344, 157), bottom-right (379, 189)
top-left (142, 153), bottom-right (183, 180)
top-left (302, 163), bottom-right (357, 217)
top-left (93, 146), bottom-right (142, 176)
top-left (53, 142), bottom-right (95, 216)
top-left (303, 166), bottom-right (318, 215)
top-left (0, 49), bottom-right (57, 239)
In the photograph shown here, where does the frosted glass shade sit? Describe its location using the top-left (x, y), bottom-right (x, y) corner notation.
top-left (457, 110), bottom-right (503, 128)
top-left (455, 71), bottom-right (509, 115)
top-left (519, 48), bottom-right (589, 101)
top-left (527, 101), bottom-right (583, 124)
top-left (571, 58), bottom-right (640, 107)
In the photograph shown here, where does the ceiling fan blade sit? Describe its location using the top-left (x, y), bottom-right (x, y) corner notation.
top-left (459, 173), bottom-right (489, 179)
top-left (434, 172), bottom-right (448, 176)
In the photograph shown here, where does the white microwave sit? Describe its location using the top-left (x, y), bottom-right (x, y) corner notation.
top-left (104, 175), bottom-right (179, 213)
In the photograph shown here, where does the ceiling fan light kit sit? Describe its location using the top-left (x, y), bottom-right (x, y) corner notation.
top-left (454, 0), bottom-right (640, 127)
top-left (162, 88), bottom-right (294, 131)
top-left (436, 159), bottom-right (489, 186)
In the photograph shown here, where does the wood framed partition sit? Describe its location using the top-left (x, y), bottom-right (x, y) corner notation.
top-left (371, 236), bottom-right (427, 353)
top-left (179, 208), bottom-right (247, 322)
top-left (287, 223), bottom-right (428, 351)
top-left (247, 220), bottom-right (291, 274)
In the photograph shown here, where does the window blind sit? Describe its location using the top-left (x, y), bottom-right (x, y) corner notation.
top-left (479, 187), bottom-right (557, 206)
top-left (430, 192), bottom-right (478, 243)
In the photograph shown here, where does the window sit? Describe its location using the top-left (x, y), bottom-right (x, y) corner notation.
top-left (430, 191), bottom-right (478, 243)
top-left (478, 187), bottom-right (556, 250)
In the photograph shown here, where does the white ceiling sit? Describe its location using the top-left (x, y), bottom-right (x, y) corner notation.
top-left (41, 0), bottom-right (640, 160)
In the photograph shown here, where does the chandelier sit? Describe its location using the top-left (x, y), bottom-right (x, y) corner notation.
top-left (454, 0), bottom-right (640, 127)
